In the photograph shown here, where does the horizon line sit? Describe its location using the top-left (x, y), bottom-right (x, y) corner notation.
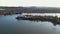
top-left (0, 6), bottom-right (60, 8)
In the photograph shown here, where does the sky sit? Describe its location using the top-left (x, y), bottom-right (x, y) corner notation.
top-left (0, 0), bottom-right (60, 7)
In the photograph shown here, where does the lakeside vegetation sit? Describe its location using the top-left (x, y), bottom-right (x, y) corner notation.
top-left (0, 6), bottom-right (60, 15)
top-left (4, 12), bottom-right (22, 15)
top-left (0, 10), bottom-right (22, 15)
top-left (16, 15), bottom-right (60, 26)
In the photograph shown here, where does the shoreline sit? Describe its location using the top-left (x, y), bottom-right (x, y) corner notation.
top-left (16, 15), bottom-right (60, 26)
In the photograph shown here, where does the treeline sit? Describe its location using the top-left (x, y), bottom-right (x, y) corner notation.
top-left (0, 10), bottom-right (21, 15)
top-left (0, 6), bottom-right (60, 15)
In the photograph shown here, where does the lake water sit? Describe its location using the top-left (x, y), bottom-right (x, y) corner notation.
top-left (0, 13), bottom-right (60, 34)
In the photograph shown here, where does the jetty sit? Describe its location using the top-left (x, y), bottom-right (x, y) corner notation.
top-left (16, 15), bottom-right (60, 26)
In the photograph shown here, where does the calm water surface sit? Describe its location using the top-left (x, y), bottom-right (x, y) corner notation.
top-left (0, 13), bottom-right (60, 34)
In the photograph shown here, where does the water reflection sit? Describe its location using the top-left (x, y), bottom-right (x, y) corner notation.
top-left (16, 20), bottom-right (59, 34)
top-left (17, 18), bottom-right (60, 26)
top-left (0, 14), bottom-right (60, 34)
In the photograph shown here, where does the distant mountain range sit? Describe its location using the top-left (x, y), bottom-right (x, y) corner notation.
top-left (0, 6), bottom-right (60, 13)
